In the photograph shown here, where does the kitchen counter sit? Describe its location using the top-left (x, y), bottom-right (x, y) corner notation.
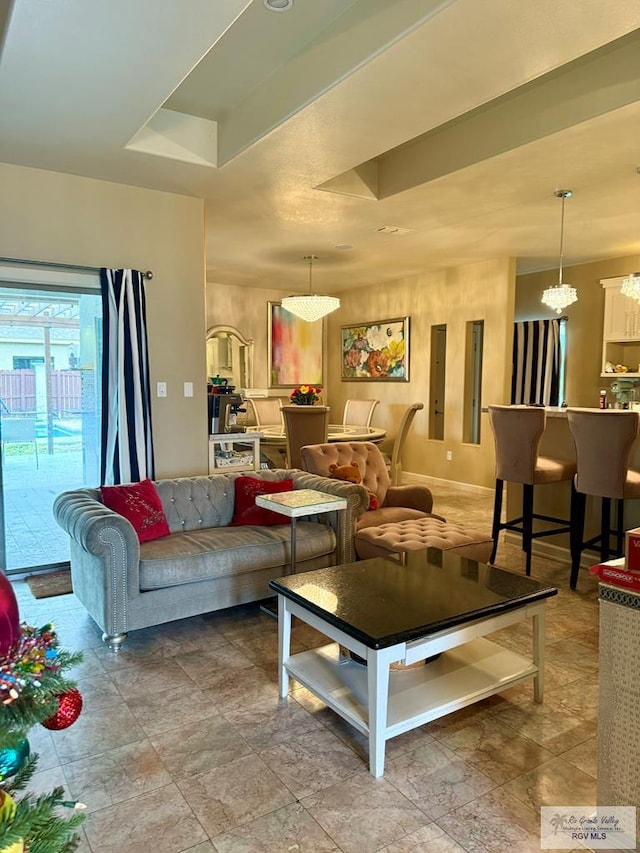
top-left (484, 406), bottom-right (640, 418)
top-left (482, 405), bottom-right (573, 417)
top-left (544, 406), bottom-right (640, 416)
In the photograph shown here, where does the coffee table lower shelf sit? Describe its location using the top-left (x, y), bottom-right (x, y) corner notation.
top-left (287, 638), bottom-right (536, 739)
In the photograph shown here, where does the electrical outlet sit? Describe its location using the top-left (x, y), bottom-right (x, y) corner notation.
top-left (157, 381), bottom-right (167, 398)
top-left (446, 450), bottom-right (453, 461)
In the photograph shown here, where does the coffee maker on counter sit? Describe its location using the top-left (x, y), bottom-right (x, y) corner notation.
top-left (208, 385), bottom-right (246, 434)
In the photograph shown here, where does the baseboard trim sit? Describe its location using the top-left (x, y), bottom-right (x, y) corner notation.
top-left (503, 531), bottom-right (596, 569)
top-left (402, 472), bottom-right (598, 572)
top-left (402, 471), bottom-right (493, 497)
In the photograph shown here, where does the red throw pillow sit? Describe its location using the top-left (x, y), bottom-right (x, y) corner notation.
top-left (231, 477), bottom-right (294, 526)
top-left (100, 479), bottom-right (170, 543)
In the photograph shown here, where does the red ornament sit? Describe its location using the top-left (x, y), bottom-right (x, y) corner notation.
top-left (0, 571), bottom-right (20, 655)
top-left (42, 688), bottom-right (83, 730)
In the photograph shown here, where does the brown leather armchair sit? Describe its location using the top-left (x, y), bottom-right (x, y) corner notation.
top-left (300, 441), bottom-right (441, 530)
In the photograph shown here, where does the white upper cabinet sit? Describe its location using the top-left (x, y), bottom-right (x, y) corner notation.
top-left (601, 277), bottom-right (640, 378)
top-left (603, 281), bottom-right (640, 341)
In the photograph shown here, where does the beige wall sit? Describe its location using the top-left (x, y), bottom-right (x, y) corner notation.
top-left (327, 258), bottom-right (516, 488)
top-left (207, 259), bottom-right (516, 488)
top-left (207, 257), bottom-right (640, 495)
top-left (9, 158), bottom-right (637, 488)
top-left (205, 282), bottom-right (292, 391)
top-left (0, 163), bottom-right (208, 478)
top-left (207, 255), bottom-right (640, 490)
top-left (516, 254), bottom-right (640, 408)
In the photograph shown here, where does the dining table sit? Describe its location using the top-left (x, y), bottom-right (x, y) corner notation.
top-left (246, 423), bottom-right (387, 468)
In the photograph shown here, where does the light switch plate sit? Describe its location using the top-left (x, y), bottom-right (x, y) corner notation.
top-left (184, 382), bottom-right (193, 397)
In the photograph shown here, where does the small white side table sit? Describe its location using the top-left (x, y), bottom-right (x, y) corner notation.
top-left (255, 489), bottom-right (347, 575)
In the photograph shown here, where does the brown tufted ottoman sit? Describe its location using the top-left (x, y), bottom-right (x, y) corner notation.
top-left (354, 517), bottom-right (494, 564)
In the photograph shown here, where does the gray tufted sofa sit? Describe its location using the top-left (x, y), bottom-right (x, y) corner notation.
top-left (53, 469), bottom-right (368, 649)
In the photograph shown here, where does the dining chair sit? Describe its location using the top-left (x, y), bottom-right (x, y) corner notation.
top-left (381, 402), bottom-right (423, 485)
top-left (567, 408), bottom-right (640, 589)
top-left (343, 399), bottom-right (379, 428)
top-left (488, 405), bottom-right (576, 576)
top-left (247, 397), bottom-right (285, 428)
top-left (281, 405), bottom-right (330, 469)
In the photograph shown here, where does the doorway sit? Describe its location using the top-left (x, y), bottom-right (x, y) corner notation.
top-left (0, 284), bottom-right (101, 574)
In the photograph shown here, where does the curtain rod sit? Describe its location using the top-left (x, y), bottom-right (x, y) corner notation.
top-left (0, 256), bottom-right (153, 280)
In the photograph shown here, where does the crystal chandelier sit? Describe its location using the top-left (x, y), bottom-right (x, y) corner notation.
top-left (281, 255), bottom-right (340, 322)
top-left (541, 189), bottom-right (578, 314)
top-left (621, 271), bottom-right (640, 302)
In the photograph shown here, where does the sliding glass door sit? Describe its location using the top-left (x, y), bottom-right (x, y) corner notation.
top-left (0, 283), bottom-right (101, 574)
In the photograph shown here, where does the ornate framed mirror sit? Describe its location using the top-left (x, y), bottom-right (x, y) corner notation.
top-left (206, 325), bottom-right (254, 391)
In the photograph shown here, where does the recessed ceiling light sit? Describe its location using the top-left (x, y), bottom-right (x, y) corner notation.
top-left (263, 0), bottom-right (293, 10)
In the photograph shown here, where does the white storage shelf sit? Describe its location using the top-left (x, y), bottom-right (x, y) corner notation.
top-left (286, 639), bottom-right (537, 738)
top-left (208, 432), bottom-right (262, 474)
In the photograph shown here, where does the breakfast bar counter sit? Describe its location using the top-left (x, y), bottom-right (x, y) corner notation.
top-left (504, 406), bottom-right (640, 563)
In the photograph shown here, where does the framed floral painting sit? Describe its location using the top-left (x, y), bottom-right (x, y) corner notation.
top-left (341, 317), bottom-right (409, 381)
top-left (268, 302), bottom-right (324, 388)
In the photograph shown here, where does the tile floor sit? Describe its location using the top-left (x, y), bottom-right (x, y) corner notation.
top-left (10, 482), bottom-right (602, 853)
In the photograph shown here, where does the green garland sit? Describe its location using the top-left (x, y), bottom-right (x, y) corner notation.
top-left (1, 654), bottom-right (82, 752)
top-left (0, 623), bottom-right (85, 853)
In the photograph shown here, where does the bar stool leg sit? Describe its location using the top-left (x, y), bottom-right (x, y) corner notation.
top-left (490, 479), bottom-right (503, 564)
top-left (570, 491), bottom-right (586, 590)
top-left (523, 483), bottom-right (534, 576)
top-left (615, 498), bottom-right (625, 557)
top-left (600, 498), bottom-right (611, 563)
top-left (569, 480), bottom-right (578, 559)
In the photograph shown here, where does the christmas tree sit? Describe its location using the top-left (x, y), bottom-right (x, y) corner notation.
top-left (0, 573), bottom-right (85, 853)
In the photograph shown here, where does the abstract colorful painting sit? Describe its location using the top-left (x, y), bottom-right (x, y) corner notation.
top-left (341, 317), bottom-right (409, 381)
top-left (268, 302), bottom-right (323, 388)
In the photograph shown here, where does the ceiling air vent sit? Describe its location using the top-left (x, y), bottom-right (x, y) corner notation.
top-left (374, 225), bottom-right (414, 235)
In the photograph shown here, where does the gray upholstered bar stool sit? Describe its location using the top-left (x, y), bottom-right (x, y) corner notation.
top-left (488, 405), bottom-right (577, 575)
top-left (567, 408), bottom-right (640, 589)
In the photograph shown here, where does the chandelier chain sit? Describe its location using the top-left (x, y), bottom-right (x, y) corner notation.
top-left (542, 190), bottom-right (577, 314)
top-left (557, 193), bottom-right (566, 287)
top-left (303, 255), bottom-right (318, 294)
top-left (281, 254), bottom-right (340, 322)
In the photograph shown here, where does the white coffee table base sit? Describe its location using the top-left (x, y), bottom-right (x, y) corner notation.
top-left (277, 594), bottom-right (546, 777)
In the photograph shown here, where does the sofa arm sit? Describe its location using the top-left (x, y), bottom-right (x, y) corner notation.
top-left (53, 491), bottom-right (140, 558)
top-left (53, 490), bottom-right (141, 641)
top-left (289, 471), bottom-right (369, 564)
top-left (385, 484), bottom-right (435, 514)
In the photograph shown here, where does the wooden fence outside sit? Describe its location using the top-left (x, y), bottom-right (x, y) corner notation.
top-left (0, 370), bottom-right (82, 416)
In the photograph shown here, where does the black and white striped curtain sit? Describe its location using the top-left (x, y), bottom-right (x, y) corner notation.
top-left (100, 269), bottom-right (155, 485)
top-left (511, 319), bottom-right (561, 406)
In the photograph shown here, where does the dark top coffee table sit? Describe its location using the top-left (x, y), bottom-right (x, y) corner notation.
top-left (269, 549), bottom-right (557, 777)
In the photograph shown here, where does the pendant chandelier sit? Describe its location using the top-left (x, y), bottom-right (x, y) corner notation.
top-left (541, 189), bottom-right (578, 314)
top-left (281, 255), bottom-right (340, 323)
top-left (621, 271), bottom-right (640, 302)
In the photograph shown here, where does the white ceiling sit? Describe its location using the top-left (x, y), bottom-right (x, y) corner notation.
top-left (1, 0), bottom-right (640, 293)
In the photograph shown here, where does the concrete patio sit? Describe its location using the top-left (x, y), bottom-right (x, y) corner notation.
top-left (3, 439), bottom-right (87, 573)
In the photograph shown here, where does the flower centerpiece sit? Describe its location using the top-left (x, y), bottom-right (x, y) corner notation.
top-left (290, 384), bottom-right (321, 405)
